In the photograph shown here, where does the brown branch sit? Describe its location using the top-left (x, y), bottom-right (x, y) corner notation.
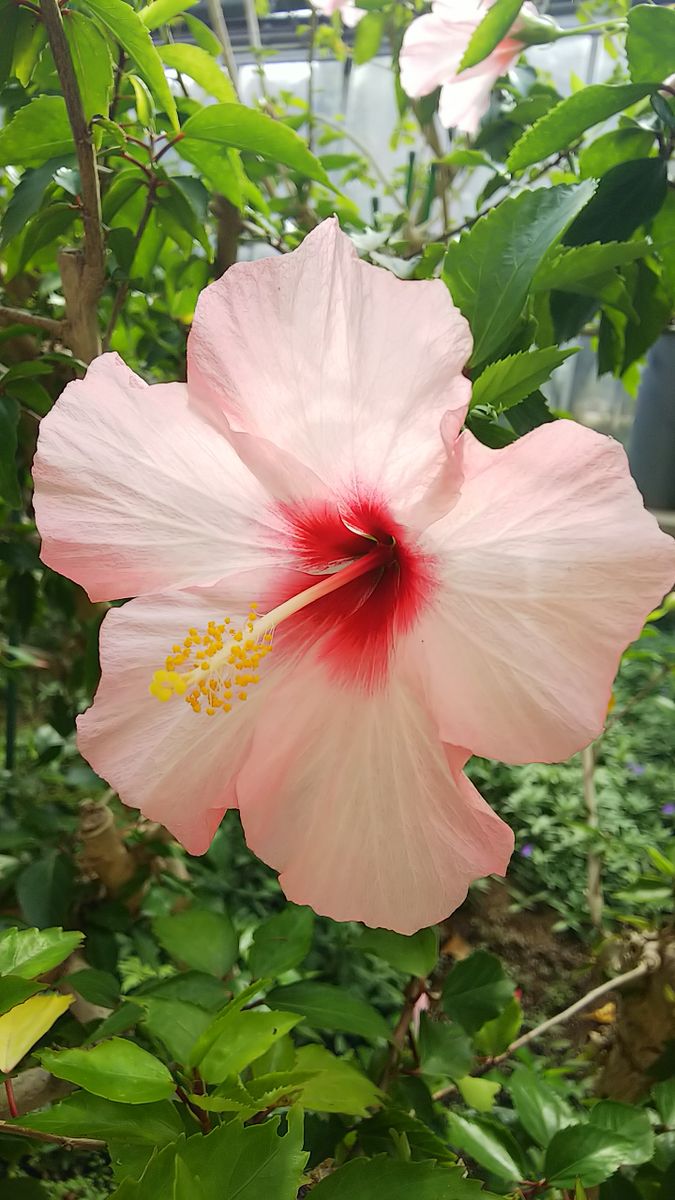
top-left (0, 305), bottom-right (64, 336)
top-left (0, 1120), bottom-right (105, 1151)
top-left (41, 0), bottom-right (104, 361)
top-left (378, 978), bottom-right (426, 1091)
top-left (582, 744), bottom-right (604, 930)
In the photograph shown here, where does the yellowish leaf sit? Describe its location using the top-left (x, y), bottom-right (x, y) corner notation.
top-left (0, 993), bottom-right (72, 1072)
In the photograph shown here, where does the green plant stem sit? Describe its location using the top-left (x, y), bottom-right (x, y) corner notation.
top-left (555, 20), bottom-right (626, 38)
top-left (378, 978), bottom-right (426, 1091)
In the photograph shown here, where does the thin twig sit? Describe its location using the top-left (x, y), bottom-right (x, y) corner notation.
top-left (0, 1120), bottom-right (106, 1151)
top-left (0, 306), bottom-right (64, 335)
top-left (378, 978), bottom-right (425, 1091)
top-left (103, 189), bottom-right (155, 349)
top-left (206, 0), bottom-right (240, 98)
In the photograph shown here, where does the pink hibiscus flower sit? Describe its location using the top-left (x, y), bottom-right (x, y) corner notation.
top-left (33, 220), bottom-right (674, 933)
top-left (400, 0), bottom-right (537, 133)
top-left (313, 0), bottom-right (364, 29)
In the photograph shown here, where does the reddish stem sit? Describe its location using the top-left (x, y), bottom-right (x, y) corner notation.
top-left (4, 1078), bottom-right (18, 1119)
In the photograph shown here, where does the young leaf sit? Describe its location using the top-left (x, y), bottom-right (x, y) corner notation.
top-left (0, 993), bottom-right (73, 1072)
top-left (40, 1038), bottom-right (175, 1104)
top-left (353, 13), bottom-right (384, 65)
top-left (64, 11), bottom-right (113, 120)
top-left (471, 348), bottom-right (577, 413)
top-left (249, 905), bottom-right (314, 979)
top-left (442, 950), bottom-right (514, 1034)
top-left (158, 43), bottom-right (236, 103)
top-left (78, 0), bottom-right (179, 131)
top-left (534, 241), bottom-right (651, 291)
top-left (0, 927), bottom-right (83, 979)
top-left (196, 1009), bottom-right (301, 1084)
top-left (544, 1124), bottom-right (638, 1188)
top-left (507, 84), bottom-right (655, 173)
top-left (443, 182), bottom-right (595, 365)
top-left (0, 96), bottom-right (73, 168)
top-left (140, 0), bottom-right (198, 30)
top-left (509, 1066), bottom-right (575, 1148)
top-left (180, 105), bottom-right (333, 189)
top-left (266, 981), bottom-right (390, 1041)
top-left (457, 1076), bottom-right (500, 1113)
top-left (627, 4), bottom-right (675, 85)
top-left (357, 926), bottom-right (438, 978)
top-left (153, 908), bottom-right (238, 977)
top-left (460, 0), bottom-right (524, 71)
top-left (294, 1044), bottom-right (383, 1116)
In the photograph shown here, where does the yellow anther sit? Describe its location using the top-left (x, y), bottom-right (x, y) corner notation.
top-left (149, 681), bottom-right (172, 702)
top-left (238, 691), bottom-right (247, 702)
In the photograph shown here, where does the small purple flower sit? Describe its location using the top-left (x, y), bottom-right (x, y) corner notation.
top-left (626, 761), bottom-right (646, 777)
top-left (520, 843), bottom-right (534, 858)
top-left (662, 803), bottom-right (675, 817)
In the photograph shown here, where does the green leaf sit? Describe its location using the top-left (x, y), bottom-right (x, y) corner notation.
top-left (110, 1110), bottom-right (307, 1200)
top-left (140, 996), bottom-right (213, 1064)
top-left (447, 1113), bottom-right (527, 1182)
top-left (79, 0), bottom-right (179, 131)
top-left (64, 11), bottom-right (113, 120)
top-left (589, 1101), bottom-right (654, 1166)
top-left (158, 43), bottom-right (236, 103)
top-left (509, 1066), bottom-right (575, 1148)
top-left (443, 183), bottom-right (595, 365)
top-left (418, 1015), bottom-right (474, 1080)
top-left (137, 970), bottom-right (228, 1013)
top-left (0, 395), bottom-right (20, 507)
top-left (295, 1045), bottom-right (383, 1115)
top-left (653, 1079), bottom-right (675, 1127)
top-left (180, 105), bottom-right (333, 188)
top-left (0, 927), bottom-right (83, 980)
top-left (153, 908), bottom-right (238, 977)
top-left (16, 850), bottom-right (75, 928)
top-left (627, 4), bottom-right (675, 85)
top-left (0, 96), bottom-right (73, 168)
top-left (64, 969), bottom-right (120, 1010)
top-left (140, 0), bottom-right (198, 30)
top-left (175, 139), bottom-right (243, 209)
top-left (0, 976), bottom-right (45, 1017)
top-left (579, 128), bottom-right (656, 180)
top-left (312, 1157), bottom-right (497, 1199)
top-left (249, 905), bottom-right (314, 979)
top-left (197, 1008), bottom-right (301, 1084)
top-left (266, 981), bottom-right (390, 1041)
top-left (473, 996), bottom-right (522, 1056)
top-left (1, 158), bottom-right (69, 247)
top-left (507, 84), bottom-right (655, 172)
top-left (442, 951), bottom-right (514, 1035)
top-left (0, 1), bottom-right (20, 88)
top-left (534, 240), bottom-right (651, 291)
top-left (460, 0), bottom-right (524, 71)
top-left (457, 1076), bottom-right (500, 1113)
top-left (471, 347), bottom-right (576, 412)
top-left (545, 1123), bottom-right (639, 1188)
top-left (40, 1038), bottom-right (175, 1104)
top-left (564, 159), bottom-right (668, 247)
top-left (14, 1092), bottom-right (182, 1149)
top-left (359, 1106), bottom-right (458, 1164)
top-left (353, 13), bottom-right (384, 65)
top-left (183, 13), bottom-right (222, 57)
top-left (357, 927), bottom-right (438, 978)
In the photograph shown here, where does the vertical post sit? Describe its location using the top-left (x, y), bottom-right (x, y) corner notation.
top-left (582, 743), bottom-right (604, 930)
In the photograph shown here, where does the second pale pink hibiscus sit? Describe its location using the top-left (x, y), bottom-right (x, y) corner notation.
top-left (33, 220), bottom-right (675, 933)
top-left (400, 0), bottom-right (538, 133)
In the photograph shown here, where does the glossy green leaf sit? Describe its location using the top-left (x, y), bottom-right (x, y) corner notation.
top-left (473, 996), bottom-right (522, 1056)
top-left (249, 905), bottom-right (314, 978)
top-left (267, 981), bottom-right (390, 1041)
top-left (158, 43), bottom-right (236, 103)
top-left (442, 951), bottom-right (514, 1035)
top-left (79, 0), bottom-right (179, 130)
top-left (14, 1092), bottom-right (182, 1148)
top-left (353, 13), bottom-right (384, 65)
top-left (0, 927), bottom-right (83, 980)
top-left (418, 1015), bottom-right (474, 1080)
top-left (0, 0), bottom-right (20, 88)
top-left (183, 13), bottom-right (222, 56)
top-left (196, 1007), bottom-right (300, 1083)
top-left (0, 975), bottom-right (45, 1016)
top-left (64, 969), bottom-right (120, 1009)
top-left (175, 139), bottom-right (243, 209)
top-left (41, 1038), bottom-right (175, 1104)
top-left (312, 1157), bottom-right (496, 1199)
top-left (653, 1078), bottom-right (675, 1127)
top-left (0, 96), bottom-right (73, 168)
top-left (295, 1044), bottom-right (383, 1116)
top-left (507, 84), bottom-right (655, 172)
top-left (471, 347), bottom-right (576, 412)
top-left (180, 105), bottom-right (332, 188)
top-left (64, 11), bottom-right (113, 120)
top-left (137, 970), bottom-right (228, 1013)
top-left (357, 927), bottom-right (438, 978)
top-left (0, 396), bottom-right (20, 507)
top-left (110, 1109), bottom-right (308, 1200)
top-left (564, 159), bottom-right (668, 247)
top-left (1, 158), bottom-right (68, 247)
top-left (589, 1101), bottom-right (654, 1166)
top-left (545, 1123), bottom-right (639, 1187)
top-left (460, 0), bottom-right (525, 71)
top-left (579, 128), bottom-right (656, 180)
top-left (140, 0), bottom-right (198, 30)
top-left (509, 1066), bottom-right (575, 1147)
top-left (443, 183), bottom-right (595, 365)
top-left (153, 908), bottom-right (238, 977)
top-left (447, 1113), bottom-right (527, 1182)
top-left (627, 4), bottom-right (675, 84)
top-left (534, 240), bottom-right (651, 291)
top-left (140, 997), bottom-right (213, 1065)
top-left (457, 1076), bottom-right (500, 1113)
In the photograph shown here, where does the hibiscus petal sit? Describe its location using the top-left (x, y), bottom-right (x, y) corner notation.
top-left (438, 43), bottom-right (518, 133)
top-left (188, 219), bottom-right (472, 517)
top-left (33, 354), bottom-right (287, 602)
top-left (77, 584), bottom-right (275, 853)
top-left (236, 657), bottom-right (513, 933)
top-left (416, 422), bottom-right (675, 764)
top-left (399, 10), bottom-right (473, 100)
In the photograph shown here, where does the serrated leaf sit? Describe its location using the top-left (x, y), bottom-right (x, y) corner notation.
top-left (64, 11), bottom-right (113, 120)
top-left (443, 183), bottom-right (595, 365)
top-left (0, 927), bottom-right (83, 980)
top-left (0, 96), bottom-right (73, 168)
top-left (158, 43), bottom-right (236, 103)
top-left (460, 0), bottom-right (524, 71)
top-left (534, 240), bottom-right (651, 291)
top-left (563, 160), bottom-right (668, 248)
top-left (266, 981), bottom-right (390, 1041)
top-left (79, 0), bottom-right (179, 131)
top-left (545, 1123), bottom-right (639, 1187)
top-left (579, 128), bottom-right (656, 180)
top-left (509, 1066), bottom-right (575, 1148)
top-left (471, 347), bottom-right (576, 412)
top-left (589, 1101), bottom-right (654, 1166)
top-left (249, 905), bottom-right (314, 979)
top-left (507, 84), bottom-right (655, 173)
top-left (627, 4), bottom-right (675, 85)
top-left (447, 1113), bottom-right (527, 1182)
top-left (360, 1105), bottom-right (458, 1164)
top-left (0, 993), bottom-right (73, 1072)
top-left (418, 1015), bottom-right (474, 1080)
top-left (295, 1044), bottom-right (383, 1115)
top-left (41, 1038), bottom-right (175, 1104)
top-left (442, 951), bottom-right (514, 1035)
top-left (195, 1008), bottom-right (300, 1084)
top-left (180, 104), bottom-right (333, 189)
top-left (140, 997), bottom-right (213, 1064)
